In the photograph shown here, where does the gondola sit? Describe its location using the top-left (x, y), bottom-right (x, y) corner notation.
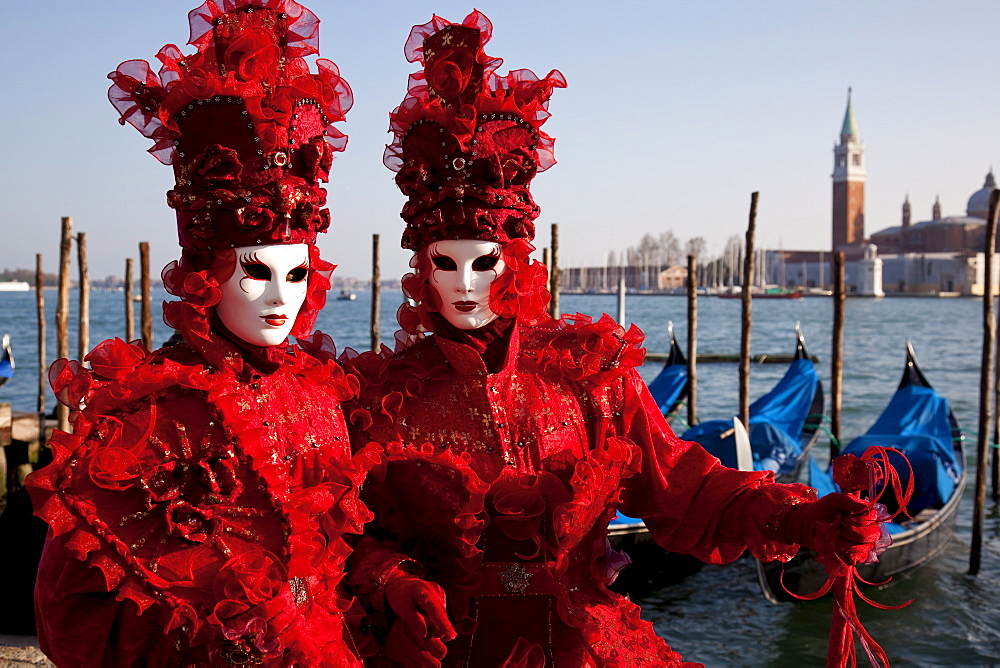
top-left (607, 325), bottom-right (822, 595)
top-left (680, 324), bottom-right (824, 483)
top-left (646, 321), bottom-right (688, 418)
top-left (756, 340), bottom-right (966, 603)
top-left (607, 324), bottom-right (700, 594)
top-left (0, 334), bottom-right (13, 387)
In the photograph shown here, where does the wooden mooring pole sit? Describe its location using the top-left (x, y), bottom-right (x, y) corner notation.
top-left (35, 254), bottom-right (46, 418)
top-left (617, 276), bottom-right (626, 325)
top-left (993, 198), bottom-right (1000, 503)
top-left (993, 290), bottom-right (1000, 502)
top-left (370, 234), bottom-right (381, 352)
top-left (543, 248), bottom-right (552, 302)
top-left (56, 217), bottom-right (72, 432)
top-left (125, 258), bottom-right (135, 342)
top-left (971, 188), bottom-right (999, 576)
top-left (77, 232), bottom-right (89, 361)
top-left (739, 193), bottom-right (758, 430)
top-left (550, 223), bottom-right (560, 319)
top-left (139, 242), bottom-right (152, 351)
top-left (831, 252), bottom-right (846, 451)
top-left (687, 254), bottom-right (698, 426)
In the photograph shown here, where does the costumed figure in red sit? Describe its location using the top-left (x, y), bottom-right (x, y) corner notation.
top-left (342, 11), bottom-right (888, 668)
top-left (26, 1), bottom-right (378, 665)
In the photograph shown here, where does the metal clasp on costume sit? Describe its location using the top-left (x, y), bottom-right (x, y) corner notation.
top-left (499, 563), bottom-right (533, 594)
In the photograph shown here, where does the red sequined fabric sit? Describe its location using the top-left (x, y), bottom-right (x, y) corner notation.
top-left (108, 0), bottom-right (353, 250)
top-left (344, 316), bottom-right (815, 666)
top-left (384, 11), bottom-right (566, 250)
top-left (28, 333), bottom-right (377, 667)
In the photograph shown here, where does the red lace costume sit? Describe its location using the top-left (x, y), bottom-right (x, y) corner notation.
top-left (343, 13), bottom-right (881, 667)
top-left (26, 2), bottom-right (375, 665)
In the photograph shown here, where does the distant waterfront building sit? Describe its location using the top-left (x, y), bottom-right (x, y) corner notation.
top-left (868, 170), bottom-right (995, 255)
top-left (857, 244), bottom-right (884, 297)
top-left (561, 92), bottom-right (996, 296)
top-left (559, 264), bottom-right (688, 293)
top-left (777, 95), bottom-right (997, 296)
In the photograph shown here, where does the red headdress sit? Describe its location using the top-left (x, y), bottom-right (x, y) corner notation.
top-left (109, 0), bottom-right (352, 251)
top-left (388, 12), bottom-right (564, 334)
top-left (107, 0), bottom-right (350, 356)
top-left (385, 11), bottom-right (566, 251)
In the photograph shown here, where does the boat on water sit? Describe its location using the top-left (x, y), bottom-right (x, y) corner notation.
top-left (0, 334), bottom-right (13, 387)
top-left (336, 290), bottom-right (358, 301)
top-left (681, 325), bottom-right (824, 482)
top-left (756, 340), bottom-right (966, 603)
top-left (718, 287), bottom-right (802, 299)
top-left (645, 321), bottom-right (688, 418)
top-left (608, 325), bottom-right (822, 595)
top-left (607, 325), bottom-right (696, 593)
top-left (0, 281), bottom-right (30, 292)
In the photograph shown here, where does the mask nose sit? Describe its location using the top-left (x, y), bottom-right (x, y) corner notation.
top-left (456, 263), bottom-right (474, 294)
top-left (266, 277), bottom-right (292, 307)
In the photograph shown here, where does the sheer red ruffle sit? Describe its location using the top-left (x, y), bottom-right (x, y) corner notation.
top-left (108, 0), bottom-right (351, 166)
top-left (522, 313), bottom-right (647, 388)
top-left (383, 10), bottom-right (566, 250)
top-left (30, 324), bottom-right (374, 665)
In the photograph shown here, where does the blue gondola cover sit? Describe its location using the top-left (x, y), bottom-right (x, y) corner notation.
top-left (682, 357), bottom-right (818, 474)
top-left (647, 363), bottom-right (687, 415)
top-left (811, 384), bottom-right (961, 518)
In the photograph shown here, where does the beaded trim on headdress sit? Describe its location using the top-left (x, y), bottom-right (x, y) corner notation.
top-left (384, 11), bottom-right (565, 250)
top-left (108, 0), bottom-right (352, 251)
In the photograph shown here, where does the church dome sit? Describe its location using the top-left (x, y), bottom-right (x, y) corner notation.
top-left (967, 169), bottom-right (996, 219)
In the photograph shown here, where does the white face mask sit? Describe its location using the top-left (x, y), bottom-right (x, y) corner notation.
top-left (426, 239), bottom-right (506, 330)
top-left (216, 244), bottom-right (310, 347)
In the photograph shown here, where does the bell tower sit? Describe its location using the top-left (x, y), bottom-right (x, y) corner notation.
top-left (832, 89), bottom-right (866, 252)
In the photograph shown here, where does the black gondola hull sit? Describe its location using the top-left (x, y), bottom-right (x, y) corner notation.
top-left (756, 469), bottom-right (965, 602)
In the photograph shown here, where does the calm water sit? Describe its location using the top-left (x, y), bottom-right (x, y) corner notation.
top-left (1, 289), bottom-right (998, 665)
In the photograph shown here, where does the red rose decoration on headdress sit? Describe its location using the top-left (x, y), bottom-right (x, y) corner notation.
top-left (239, 206), bottom-right (278, 231)
top-left (194, 145), bottom-right (243, 184)
top-left (427, 47), bottom-right (474, 101)
top-left (299, 136), bottom-right (333, 183)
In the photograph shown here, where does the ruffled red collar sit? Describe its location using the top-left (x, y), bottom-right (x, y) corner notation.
top-left (432, 317), bottom-right (519, 376)
top-left (429, 314), bottom-right (513, 373)
top-left (207, 316), bottom-right (287, 377)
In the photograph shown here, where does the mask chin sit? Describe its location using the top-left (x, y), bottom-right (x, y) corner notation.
top-left (440, 306), bottom-right (500, 330)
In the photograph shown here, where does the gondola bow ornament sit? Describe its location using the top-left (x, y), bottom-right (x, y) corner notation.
top-left (785, 446), bottom-right (914, 667)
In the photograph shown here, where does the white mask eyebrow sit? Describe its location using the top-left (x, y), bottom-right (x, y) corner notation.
top-left (237, 251), bottom-right (270, 293)
top-left (427, 242), bottom-right (456, 285)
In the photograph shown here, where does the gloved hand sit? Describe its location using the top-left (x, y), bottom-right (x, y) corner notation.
top-left (383, 572), bottom-right (456, 667)
top-left (778, 493), bottom-right (885, 567)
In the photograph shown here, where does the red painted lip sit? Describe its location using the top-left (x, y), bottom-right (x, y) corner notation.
top-left (452, 301), bottom-right (477, 313)
top-left (261, 314), bottom-right (288, 326)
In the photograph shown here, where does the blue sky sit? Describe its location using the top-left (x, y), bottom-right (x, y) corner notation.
top-left (2, 1), bottom-right (999, 281)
